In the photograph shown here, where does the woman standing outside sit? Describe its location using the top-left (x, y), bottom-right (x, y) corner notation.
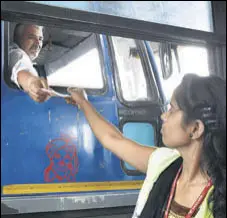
top-left (66, 74), bottom-right (226, 218)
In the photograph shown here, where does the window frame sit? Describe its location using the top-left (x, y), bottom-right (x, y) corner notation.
top-left (42, 33), bottom-right (109, 96)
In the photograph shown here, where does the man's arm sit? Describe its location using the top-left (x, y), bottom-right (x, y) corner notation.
top-left (17, 70), bottom-right (50, 103)
top-left (9, 48), bottom-right (50, 102)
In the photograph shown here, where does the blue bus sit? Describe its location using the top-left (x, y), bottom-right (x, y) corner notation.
top-left (1, 1), bottom-right (226, 217)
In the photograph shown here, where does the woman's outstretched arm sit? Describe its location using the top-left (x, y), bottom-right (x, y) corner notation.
top-left (66, 89), bottom-right (157, 173)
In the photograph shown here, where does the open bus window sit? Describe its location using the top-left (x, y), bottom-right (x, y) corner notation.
top-left (4, 21), bottom-right (107, 96)
top-left (111, 36), bottom-right (152, 103)
top-left (149, 41), bottom-right (210, 101)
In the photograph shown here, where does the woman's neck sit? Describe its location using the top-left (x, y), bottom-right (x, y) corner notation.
top-left (177, 142), bottom-right (209, 184)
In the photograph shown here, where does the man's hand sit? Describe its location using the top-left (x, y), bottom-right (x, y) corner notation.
top-left (27, 77), bottom-right (51, 102)
top-left (17, 71), bottom-right (51, 103)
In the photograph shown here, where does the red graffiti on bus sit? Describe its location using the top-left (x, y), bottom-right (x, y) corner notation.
top-left (44, 134), bottom-right (79, 182)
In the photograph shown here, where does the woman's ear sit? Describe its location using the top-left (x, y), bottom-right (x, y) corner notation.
top-left (190, 120), bottom-right (205, 139)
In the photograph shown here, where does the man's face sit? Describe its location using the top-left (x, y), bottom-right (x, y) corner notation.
top-left (20, 25), bottom-right (43, 60)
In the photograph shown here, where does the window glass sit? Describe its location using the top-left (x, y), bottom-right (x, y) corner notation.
top-left (112, 36), bottom-right (150, 102)
top-left (122, 122), bottom-right (155, 173)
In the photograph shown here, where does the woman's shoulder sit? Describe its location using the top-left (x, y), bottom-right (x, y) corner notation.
top-left (146, 147), bottom-right (181, 179)
top-left (148, 147), bottom-right (180, 168)
top-left (132, 148), bottom-right (181, 217)
top-left (149, 147), bottom-right (180, 159)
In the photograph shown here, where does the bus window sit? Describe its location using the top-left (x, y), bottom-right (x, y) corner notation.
top-left (111, 36), bottom-right (152, 103)
top-left (5, 22), bottom-right (107, 96)
top-left (149, 41), bottom-right (210, 101)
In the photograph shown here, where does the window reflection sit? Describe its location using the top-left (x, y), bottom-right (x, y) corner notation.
top-left (149, 42), bottom-right (210, 101)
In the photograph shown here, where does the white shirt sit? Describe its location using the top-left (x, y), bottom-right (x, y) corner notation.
top-left (9, 43), bottom-right (38, 88)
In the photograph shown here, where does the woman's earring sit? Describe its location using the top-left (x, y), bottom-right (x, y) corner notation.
top-left (189, 133), bottom-right (193, 138)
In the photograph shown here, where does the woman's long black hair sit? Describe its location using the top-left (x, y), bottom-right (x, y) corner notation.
top-left (174, 74), bottom-right (226, 218)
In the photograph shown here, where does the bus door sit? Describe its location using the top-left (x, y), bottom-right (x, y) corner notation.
top-left (107, 36), bottom-right (163, 176)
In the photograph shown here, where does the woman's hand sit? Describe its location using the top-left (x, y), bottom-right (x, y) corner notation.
top-left (65, 87), bottom-right (87, 107)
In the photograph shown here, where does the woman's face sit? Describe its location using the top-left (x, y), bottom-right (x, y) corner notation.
top-left (161, 95), bottom-right (191, 148)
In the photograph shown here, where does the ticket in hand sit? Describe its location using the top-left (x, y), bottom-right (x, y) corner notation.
top-left (40, 88), bottom-right (71, 98)
top-left (67, 87), bottom-right (88, 100)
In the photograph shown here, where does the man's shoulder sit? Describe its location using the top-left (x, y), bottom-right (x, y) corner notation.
top-left (9, 43), bottom-right (24, 57)
top-left (9, 43), bottom-right (31, 63)
top-left (10, 42), bottom-right (19, 50)
top-left (10, 43), bottom-right (23, 54)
